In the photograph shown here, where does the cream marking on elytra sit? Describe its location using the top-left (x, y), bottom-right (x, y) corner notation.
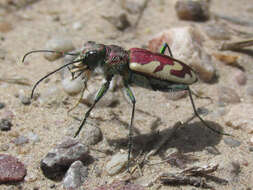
top-left (130, 61), bottom-right (196, 84)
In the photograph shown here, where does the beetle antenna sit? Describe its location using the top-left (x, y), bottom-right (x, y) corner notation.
top-left (31, 59), bottom-right (83, 99)
top-left (22, 50), bottom-right (80, 63)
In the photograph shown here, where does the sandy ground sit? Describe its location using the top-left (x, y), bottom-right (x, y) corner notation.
top-left (0, 0), bottom-right (253, 189)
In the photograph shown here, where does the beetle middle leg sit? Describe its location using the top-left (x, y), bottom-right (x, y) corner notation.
top-left (74, 77), bottom-right (112, 137)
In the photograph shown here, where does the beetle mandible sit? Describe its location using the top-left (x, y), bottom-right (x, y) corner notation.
top-left (23, 41), bottom-right (229, 164)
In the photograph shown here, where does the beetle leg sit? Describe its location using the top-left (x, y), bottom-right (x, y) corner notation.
top-left (160, 42), bottom-right (173, 57)
top-left (187, 86), bottom-right (231, 136)
top-left (124, 83), bottom-right (136, 171)
top-left (74, 77), bottom-right (112, 137)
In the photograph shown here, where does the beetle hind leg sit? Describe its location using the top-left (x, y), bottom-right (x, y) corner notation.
top-left (187, 86), bottom-right (231, 136)
top-left (160, 42), bottom-right (173, 57)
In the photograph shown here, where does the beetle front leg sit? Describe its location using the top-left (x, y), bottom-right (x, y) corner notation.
top-left (124, 83), bottom-right (136, 171)
top-left (74, 78), bottom-right (112, 137)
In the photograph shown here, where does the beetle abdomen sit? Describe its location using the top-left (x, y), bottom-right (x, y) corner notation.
top-left (129, 48), bottom-right (197, 84)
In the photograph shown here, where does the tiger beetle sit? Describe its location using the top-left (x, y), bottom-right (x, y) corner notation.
top-left (23, 41), bottom-right (229, 170)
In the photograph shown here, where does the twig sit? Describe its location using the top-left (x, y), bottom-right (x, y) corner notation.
top-left (215, 13), bottom-right (253, 27)
top-left (0, 77), bottom-right (31, 86)
top-left (220, 39), bottom-right (253, 51)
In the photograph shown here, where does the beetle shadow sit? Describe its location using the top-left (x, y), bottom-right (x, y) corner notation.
top-left (107, 120), bottom-right (223, 155)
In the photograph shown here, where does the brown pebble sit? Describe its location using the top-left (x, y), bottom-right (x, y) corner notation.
top-left (0, 154), bottom-right (27, 183)
top-left (0, 21), bottom-right (13, 33)
top-left (175, 0), bottom-right (210, 21)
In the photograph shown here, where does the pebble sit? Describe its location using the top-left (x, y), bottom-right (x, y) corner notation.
top-left (249, 147), bottom-right (253, 152)
top-left (27, 132), bottom-right (40, 143)
top-left (0, 49), bottom-right (7, 60)
top-left (217, 86), bottom-right (240, 104)
top-left (230, 161), bottom-right (241, 176)
top-left (62, 76), bottom-right (84, 96)
top-left (175, 0), bottom-right (210, 21)
top-left (40, 137), bottom-right (89, 179)
top-left (0, 102), bottom-right (5, 109)
top-left (72, 22), bottom-right (83, 30)
top-left (0, 144), bottom-right (9, 151)
top-left (94, 180), bottom-right (145, 190)
top-left (224, 137), bottom-right (241, 148)
top-left (78, 122), bottom-right (102, 145)
top-left (18, 89), bottom-right (31, 105)
top-left (102, 13), bottom-right (131, 31)
top-left (120, 0), bottom-right (145, 14)
top-left (205, 146), bottom-right (220, 155)
top-left (0, 118), bottom-right (12, 131)
top-left (250, 136), bottom-right (253, 146)
top-left (0, 154), bottom-right (27, 183)
top-left (0, 21), bottom-right (13, 33)
top-left (44, 37), bottom-right (75, 61)
top-left (246, 85), bottom-right (253, 96)
top-left (105, 152), bottom-right (128, 176)
top-left (148, 26), bottom-right (215, 82)
top-left (13, 135), bottom-right (29, 146)
top-left (234, 70), bottom-right (247, 86)
top-left (224, 104), bottom-right (253, 133)
top-left (63, 161), bottom-right (88, 190)
top-left (203, 24), bottom-right (231, 40)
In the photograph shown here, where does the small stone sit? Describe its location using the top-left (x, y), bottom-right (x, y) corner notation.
top-left (24, 172), bottom-right (37, 182)
top-left (246, 85), bottom-right (253, 96)
top-left (250, 136), bottom-right (253, 146)
top-left (134, 174), bottom-right (157, 187)
top-left (102, 13), bottom-right (131, 31)
top-left (62, 76), bottom-right (84, 96)
top-left (0, 154), bottom-right (27, 183)
top-left (44, 37), bottom-right (75, 61)
top-left (224, 104), bottom-right (253, 133)
top-left (230, 161), bottom-right (241, 176)
top-left (0, 102), bottom-right (5, 109)
top-left (0, 21), bottom-right (13, 33)
top-left (13, 136), bottom-right (29, 146)
top-left (0, 49), bottom-right (7, 60)
top-left (148, 26), bottom-right (215, 82)
top-left (27, 132), bottom-right (40, 143)
top-left (40, 137), bottom-right (89, 179)
top-left (72, 22), bottom-right (83, 30)
top-left (224, 137), bottom-right (241, 148)
top-left (0, 102), bottom-right (6, 110)
top-left (94, 180), bottom-right (145, 190)
top-left (234, 70), bottom-right (247, 86)
top-left (18, 89), bottom-right (31, 105)
top-left (217, 86), bottom-right (240, 104)
top-left (0, 144), bottom-right (9, 151)
top-left (175, 0), bottom-right (210, 21)
top-left (78, 123), bottom-right (102, 145)
top-left (249, 147), bottom-right (253, 152)
top-left (203, 24), bottom-right (231, 40)
top-left (0, 118), bottom-right (12, 131)
top-left (20, 96), bottom-right (31, 105)
top-left (120, 0), bottom-right (146, 14)
top-left (63, 161), bottom-right (88, 190)
top-left (205, 146), bottom-right (220, 155)
top-left (106, 152), bottom-right (128, 176)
